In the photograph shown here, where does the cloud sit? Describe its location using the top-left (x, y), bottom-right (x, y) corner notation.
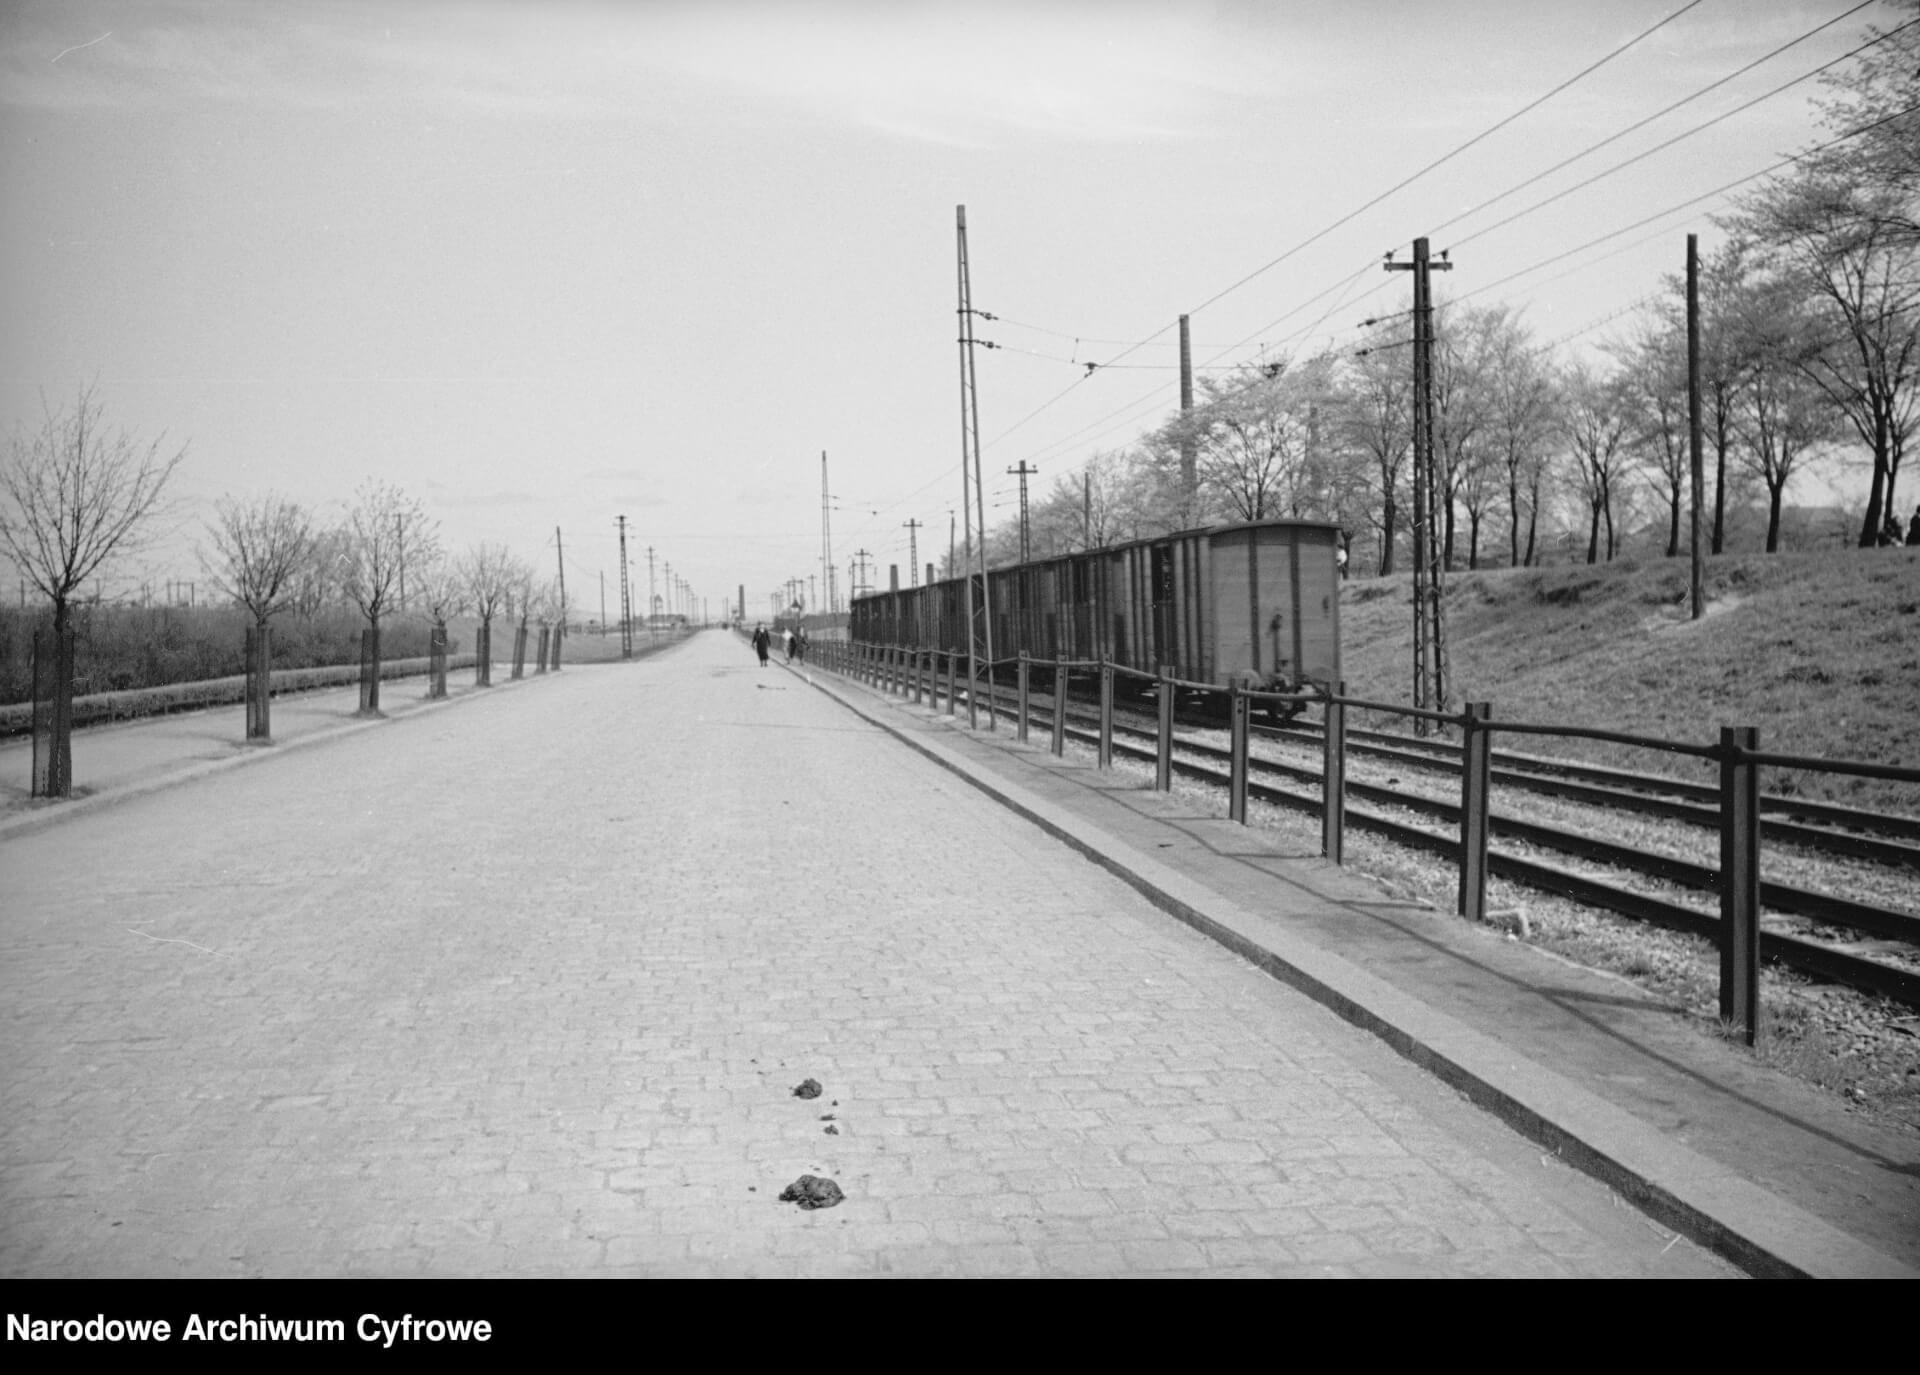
top-left (0, 0), bottom-right (1279, 143)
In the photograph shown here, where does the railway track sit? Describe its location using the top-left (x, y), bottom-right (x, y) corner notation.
top-left (948, 680), bottom-right (1920, 1010)
top-left (1256, 719), bottom-right (1920, 861)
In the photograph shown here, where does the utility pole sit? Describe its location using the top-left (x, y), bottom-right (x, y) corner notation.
top-left (853, 549), bottom-right (872, 599)
top-left (617, 515), bottom-right (633, 656)
top-left (1007, 462), bottom-right (1037, 564)
top-left (1687, 233), bottom-right (1705, 622)
top-left (553, 526), bottom-right (567, 638)
top-left (1084, 472), bottom-right (1092, 550)
top-left (948, 511), bottom-right (956, 577)
top-left (903, 519), bottom-right (922, 586)
top-left (1179, 313), bottom-right (1197, 523)
top-left (647, 547), bottom-right (657, 635)
top-left (821, 451), bottom-right (835, 615)
top-left (1386, 237), bottom-right (1452, 735)
top-left (396, 516), bottom-right (406, 611)
top-left (956, 204), bottom-right (996, 727)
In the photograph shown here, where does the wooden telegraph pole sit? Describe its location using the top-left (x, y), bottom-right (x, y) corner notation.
top-left (1687, 234), bottom-right (1706, 622)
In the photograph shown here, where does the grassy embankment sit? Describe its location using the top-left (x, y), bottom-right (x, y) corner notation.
top-left (1337, 543), bottom-right (1920, 816)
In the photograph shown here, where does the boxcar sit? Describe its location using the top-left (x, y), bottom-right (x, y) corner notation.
top-left (852, 518), bottom-right (1340, 698)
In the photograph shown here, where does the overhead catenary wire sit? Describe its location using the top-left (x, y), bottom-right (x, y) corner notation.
top-left (968, 0), bottom-right (1705, 460)
top-left (1423, 0), bottom-right (1883, 243)
top-left (1447, 14), bottom-right (1920, 253)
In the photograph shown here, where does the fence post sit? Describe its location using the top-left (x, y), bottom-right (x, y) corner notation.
top-left (1155, 665), bottom-right (1174, 791)
top-left (1013, 652), bottom-right (1029, 741)
top-left (1720, 725), bottom-right (1761, 1046)
top-left (1458, 701), bottom-right (1492, 922)
top-left (245, 622), bottom-right (272, 740)
top-left (913, 650), bottom-right (924, 706)
top-left (1322, 681), bottom-right (1346, 865)
top-left (1098, 659), bottom-right (1114, 771)
top-left (946, 651), bottom-right (957, 717)
top-left (1229, 683), bottom-right (1249, 823)
top-left (1051, 661), bottom-right (1067, 757)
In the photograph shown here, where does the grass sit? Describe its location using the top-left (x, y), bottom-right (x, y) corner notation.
top-left (1338, 545), bottom-right (1920, 815)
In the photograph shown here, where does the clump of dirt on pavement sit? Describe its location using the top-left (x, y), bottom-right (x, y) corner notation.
top-left (779, 1175), bottom-right (844, 1210)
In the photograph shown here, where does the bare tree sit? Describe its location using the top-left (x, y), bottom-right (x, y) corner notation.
top-left (0, 384), bottom-right (186, 635)
top-left (1731, 174), bottom-right (1916, 545)
top-left (0, 385), bottom-right (186, 794)
top-left (1483, 318), bottom-right (1558, 567)
top-left (1561, 365), bottom-right (1636, 563)
top-left (1332, 329), bottom-right (1412, 574)
top-left (338, 480), bottom-right (440, 712)
top-left (200, 493), bottom-right (314, 628)
top-left (1613, 317), bottom-right (1691, 558)
top-left (1733, 278), bottom-right (1844, 551)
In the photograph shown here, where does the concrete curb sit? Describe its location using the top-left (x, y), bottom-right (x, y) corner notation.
top-left (0, 670), bottom-right (546, 846)
top-left (799, 661), bottom-right (1915, 1280)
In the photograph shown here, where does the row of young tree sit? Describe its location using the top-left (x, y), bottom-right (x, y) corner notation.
top-left (969, 4), bottom-right (1917, 574)
top-left (0, 387), bottom-right (561, 669)
top-left (200, 481), bottom-right (557, 655)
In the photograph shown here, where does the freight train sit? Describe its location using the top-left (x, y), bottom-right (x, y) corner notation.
top-left (849, 518), bottom-right (1342, 708)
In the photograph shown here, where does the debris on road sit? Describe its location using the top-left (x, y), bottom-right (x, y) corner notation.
top-left (792, 1078), bottom-right (822, 1099)
top-left (824, 1125), bottom-right (839, 1135)
top-left (779, 1175), bottom-right (844, 1210)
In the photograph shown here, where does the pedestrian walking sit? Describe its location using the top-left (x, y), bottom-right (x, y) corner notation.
top-left (795, 629), bottom-right (809, 664)
top-left (752, 623), bottom-right (771, 666)
top-left (1906, 505), bottom-right (1919, 547)
top-left (785, 629), bottom-right (796, 663)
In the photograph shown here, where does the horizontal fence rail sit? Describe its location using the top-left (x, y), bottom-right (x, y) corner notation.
top-left (831, 640), bottom-right (1920, 1039)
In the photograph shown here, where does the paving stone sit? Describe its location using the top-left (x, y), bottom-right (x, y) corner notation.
top-left (0, 636), bottom-right (1743, 1277)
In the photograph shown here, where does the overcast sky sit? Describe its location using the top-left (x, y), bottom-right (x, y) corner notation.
top-left (0, 0), bottom-right (1890, 619)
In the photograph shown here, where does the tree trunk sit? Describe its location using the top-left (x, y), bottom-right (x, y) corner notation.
top-left (1508, 475), bottom-right (1522, 568)
top-left (1766, 480), bottom-right (1784, 553)
top-left (1859, 407), bottom-right (1890, 547)
top-left (1378, 497), bottom-right (1397, 576)
top-left (1666, 483), bottom-right (1681, 557)
top-left (1586, 505), bottom-right (1601, 564)
top-left (1712, 411), bottom-right (1730, 554)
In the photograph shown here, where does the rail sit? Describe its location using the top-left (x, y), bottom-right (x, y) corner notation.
top-left (820, 639), bottom-right (1920, 1043)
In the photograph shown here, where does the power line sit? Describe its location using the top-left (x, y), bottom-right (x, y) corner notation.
top-left (1425, 0), bottom-right (1881, 243)
top-left (971, 2), bottom-right (1706, 459)
top-left (1449, 14), bottom-right (1920, 252)
top-left (1455, 99), bottom-right (1920, 306)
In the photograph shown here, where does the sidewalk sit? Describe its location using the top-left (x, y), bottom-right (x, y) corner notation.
top-left (792, 655), bottom-right (1920, 1278)
top-left (0, 667), bottom-right (542, 841)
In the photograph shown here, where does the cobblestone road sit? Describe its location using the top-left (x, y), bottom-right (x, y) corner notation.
top-left (0, 633), bottom-right (1732, 1276)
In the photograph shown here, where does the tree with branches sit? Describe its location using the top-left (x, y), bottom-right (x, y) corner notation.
top-left (338, 480), bottom-right (439, 713)
top-left (201, 493), bottom-right (314, 628)
top-left (0, 385), bottom-right (186, 794)
top-left (0, 384), bottom-right (186, 635)
top-left (1561, 364), bottom-right (1636, 564)
top-left (458, 541), bottom-right (528, 686)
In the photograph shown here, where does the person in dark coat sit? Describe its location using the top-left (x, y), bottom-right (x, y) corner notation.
top-left (752, 624), bottom-right (771, 666)
top-left (1906, 505), bottom-right (1920, 546)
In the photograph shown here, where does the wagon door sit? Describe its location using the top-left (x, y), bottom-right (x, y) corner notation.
top-left (1150, 542), bottom-right (1175, 671)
